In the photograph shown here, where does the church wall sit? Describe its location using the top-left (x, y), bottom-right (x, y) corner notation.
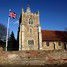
top-left (42, 41), bottom-right (64, 50)
top-left (62, 42), bottom-right (65, 49)
top-left (25, 26), bottom-right (38, 50)
top-left (55, 42), bottom-right (64, 50)
top-left (22, 26), bottom-right (29, 50)
top-left (42, 41), bottom-right (54, 50)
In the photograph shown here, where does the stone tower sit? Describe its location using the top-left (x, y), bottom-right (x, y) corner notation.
top-left (19, 6), bottom-right (42, 50)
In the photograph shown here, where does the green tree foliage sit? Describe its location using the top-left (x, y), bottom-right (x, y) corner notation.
top-left (0, 23), bottom-right (7, 41)
top-left (8, 31), bottom-right (18, 51)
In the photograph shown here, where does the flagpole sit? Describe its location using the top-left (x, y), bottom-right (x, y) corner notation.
top-left (6, 9), bottom-right (16, 51)
top-left (6, 10), bottom-right (10, 51)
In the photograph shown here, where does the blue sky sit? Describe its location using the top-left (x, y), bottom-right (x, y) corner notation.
top-left (0, 0), bottom-right (67, 39)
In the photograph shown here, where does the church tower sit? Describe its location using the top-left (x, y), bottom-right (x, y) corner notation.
top-left (19, 6), bottom-right (42, 50)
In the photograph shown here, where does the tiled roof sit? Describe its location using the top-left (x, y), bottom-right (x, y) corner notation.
top-left (42, 30), bottom-right (67, 42)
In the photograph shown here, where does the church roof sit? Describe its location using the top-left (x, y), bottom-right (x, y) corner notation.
top-left (42, 30), bottom-right (67, 42)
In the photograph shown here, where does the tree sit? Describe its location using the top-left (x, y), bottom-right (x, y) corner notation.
top-left (8, 31), bottom-right (17, 51)
top-left (0, 23), bottom-right (7, 41)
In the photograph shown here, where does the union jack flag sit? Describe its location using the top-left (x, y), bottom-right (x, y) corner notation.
top-left (9, 11), bottom-right (16, 18)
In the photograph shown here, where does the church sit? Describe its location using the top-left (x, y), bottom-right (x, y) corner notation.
top-left (18, 6), bottom-right (67, 50)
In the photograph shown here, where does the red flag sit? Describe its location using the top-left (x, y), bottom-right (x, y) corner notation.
top-left (9, 11), bottom-right (16, 18)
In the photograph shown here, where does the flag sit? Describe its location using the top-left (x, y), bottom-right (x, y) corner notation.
top-left (6, 9), bottom-right (17, 51)
top-left (9, 11), bottom-right (16, 18)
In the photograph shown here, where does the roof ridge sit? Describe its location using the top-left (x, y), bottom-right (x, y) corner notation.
top-left (41, 30), bottom-right (67, 32)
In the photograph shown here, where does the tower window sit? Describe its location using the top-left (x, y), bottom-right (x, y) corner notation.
top-left (28, 40), bottom-right (34, 45)
top-left (29, 28), bottom-right (33, 34)
top-left (30, 29), bottom-right (32, 33)
top-left (29, 18), bottom-right (33, 24)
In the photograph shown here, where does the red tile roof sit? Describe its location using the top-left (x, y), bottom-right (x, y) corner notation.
top-left (41, 30), bottom-right (67, 42)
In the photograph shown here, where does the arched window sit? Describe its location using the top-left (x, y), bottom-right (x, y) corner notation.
top-left (28, 40), bottom-right (34, 45)
top-left (46, 41), bottom-right (49, 46)
top-left (29, 18), bottom-right (33, 24)
top-left (30, 28), bottom-right (32, 33)
top-left (58, 42), bottom-right (61, 46)
top-left (29, 28), bottom-right (33, 34)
